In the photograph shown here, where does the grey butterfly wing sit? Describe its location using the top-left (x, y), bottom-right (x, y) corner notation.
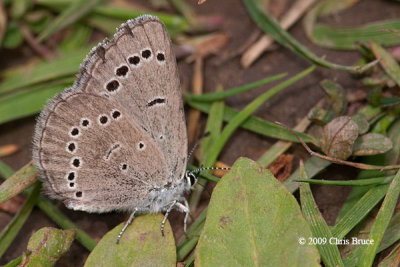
top-left (76, 15), bottom-right (187, 184)
top-left (33, 93), bottom-right (168, 212)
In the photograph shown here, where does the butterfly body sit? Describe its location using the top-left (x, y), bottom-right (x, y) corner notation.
top-left (32, 15), bottom-right (190, 223)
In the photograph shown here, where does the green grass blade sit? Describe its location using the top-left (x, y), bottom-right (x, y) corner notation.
top-left (0, 79), bottom-right (73, 125)
top-left (0, 48), bottom-right (88, 95)
top-left (285, 156), bottom-right (331, 193)
top-left (331, 184), bottom-right (389, 240)
top-left (357, 170), bottom-right (400, 267)
top-left (296, 176), bottom-right (393, 186)
top-left (370, 41), bottom-right (400, 87)
top-left (37, 0), bottom-right (102, 42)
top-left (0, 162), bottom-right (37, 204)
top-left (184, 73), bottom-right (286, 102)
top-left (258, 116), bottom-right (311, 167)
top-left (0, 161), bottom-right (96, 251)
top-left (205, 66), bottom-right (315, 166)
top-left (300, 163), bottom-right (344, 267)
top-left (243, 0), bottom-right (377, 72)
top-left (0, 182), bottom-right (41, 258)
top-left (378, 212), bottom-right (400, 253)
top-left (189, 86), bottom-right (225, 209)
top-left (187, 100), bottom-right (315, 143)
top-left (37, 0), bottom-right (189, 35)
top-left (311, 20), bottom-right (400, 50)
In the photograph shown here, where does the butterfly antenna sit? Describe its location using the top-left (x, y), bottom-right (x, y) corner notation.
top-left (187, 132), bottom-right (210, 162)
top-left (189, 166), bottom-right (231, 177)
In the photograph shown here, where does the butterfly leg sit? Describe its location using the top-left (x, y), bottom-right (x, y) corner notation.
top-left (161, 200), bottom-right (177, 236)
top-left (175, 198), bottom-right (190, 233)
top-left (116, 208), bottom-right (138, 244)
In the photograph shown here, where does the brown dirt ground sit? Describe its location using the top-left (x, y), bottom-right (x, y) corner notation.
top-left (1, 0), bottom-right (400, 265)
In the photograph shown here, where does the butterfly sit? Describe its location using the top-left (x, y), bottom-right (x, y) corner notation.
top-left (33, 15), bottom-right (199, 242)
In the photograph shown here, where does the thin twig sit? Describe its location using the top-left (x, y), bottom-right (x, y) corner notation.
top-left (18, 22), bottom-right (54, 61)
top-left (276, 121), bottom-right (400, 171)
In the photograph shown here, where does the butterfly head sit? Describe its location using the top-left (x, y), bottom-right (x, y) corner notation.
top-left (184, 170), bottom-right (198, 189)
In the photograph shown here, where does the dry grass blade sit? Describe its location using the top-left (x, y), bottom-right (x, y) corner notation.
top-left (241, 0), bottom-right (317, 68)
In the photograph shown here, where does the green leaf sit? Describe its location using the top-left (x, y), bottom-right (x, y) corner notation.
top-left (352, 133), bottom-right (393, 156)
top-left (2, 21), bottom-right (23, 48)
top-left (300, 163), bottom-right (343, 267)
top-left (19, 227), bottom-right (75, 266)
top-left (320, 116), bottom-right (359, 160)
top-left (370, 41), bottom-right (400, 87)
top-left (320, 79), bottom-right (347, 116)
top-left (85, 214), bottom-right (175, 267)
top-left (351, 114), bottom-right (369, 135)
top-left (37, 0), bottom-right (102, 42)
top-left (196, 157), bottom-right (320, 266)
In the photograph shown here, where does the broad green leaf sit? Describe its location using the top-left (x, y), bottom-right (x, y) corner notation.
top-left (85, 214), bottom-right (175, 267)
top-left (320, 79), bottom-right (347, 116)
top-left (196, 157), bottom-right (320, 266)
top-left (19, 227), bottom-right (75, 267)
top-left (320, 116), bottom-right (359, 160)
top-left (352, 133), bottom-right (392, 156)
top-left (351, 114), bottom-right (369, 135)
top-left (2, 21), bottom-right (23, 48)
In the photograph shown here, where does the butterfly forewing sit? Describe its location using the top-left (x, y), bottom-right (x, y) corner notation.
top-left (78, 16), bottom-right (187, 183)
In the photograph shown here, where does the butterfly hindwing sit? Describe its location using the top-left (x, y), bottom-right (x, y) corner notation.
top-left (33, 93), bottom-right (169, 212)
